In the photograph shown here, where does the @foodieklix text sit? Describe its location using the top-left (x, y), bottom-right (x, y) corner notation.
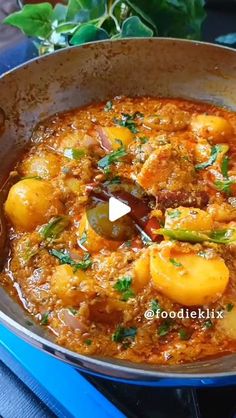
top-left (144, 308), bottom-right (224, 321)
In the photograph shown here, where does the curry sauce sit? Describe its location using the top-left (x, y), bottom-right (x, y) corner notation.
top-left (2, 96), bottom-right (236, 365)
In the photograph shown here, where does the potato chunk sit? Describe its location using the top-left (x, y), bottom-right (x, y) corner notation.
top-left (97, 126), bottom-right (133, 151)
top-left (207, 203), bottom-right (236, 222)
top-left (51, 264), bottom-right (94, 305)
top-left (191, 114), bottom-right (233, 143)
top-left (133, 249), bottom-right (150, 291)
top-left (137, 145), bottom-right (194, 194)
top-left (21, 152), bottom-right (60, 179)
top-left (165, 207), bottom-right (213, 231)
top-left (5, 179), bottom-right (63, 231)
top-left (150, 242), bottom-right (229, 306)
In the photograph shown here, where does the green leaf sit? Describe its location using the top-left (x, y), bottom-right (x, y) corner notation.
top-left (121, 16), bottom-right (153, 38)
top-left (155, 228), bottom-right (236, 245)
top-left (112, 326), bottom-right (137, 342)
top-left (221, 156), bottom-right (229, 178)
top-left (64, 148), bottom-right (86, 159)
top-left (150, 299), bottom-right (162, 314)
top-left (127, 0), bottom-right (206, 39)
top-left (104, 100), bottom-right (113, 112)
top-left (3, 3), bottom-right (54, 39)
top-left (215, 179), bottom-right (235, 195)
top-left (195, 145), bottom-right (224, 171)
top-left (41, 312), bottom-right (50, 325)
top-left (50, 249), bottom-right (92, 271)
top-left (114, 276), bottom-right (135, 301)
top-left (158, 320), bottom-right (171, 337)
top-left (67, 0), bottom-right (106, 21)
top-left (179, 328), bottom-right (190, 340)
top-left (70, 24), bottom-right (109, 45)
top-left (114, 112), bottom-right (143, 133)
top-left (40, 216), bottom-right (70, 240)
top-left (52, 4), bottom-right (68, 22)
top-left (167, 209), bottom-right (181, 219)
top-left (216, 33), bottom-right (236, 45)
top-left (55, 22), bottom-right (79, 34)
top-left (226, 303), bottom-right (234, 312)
top-left (98, 147), bottom-right (127, 169)
top-left (169, 258), bottom-right (183, 267)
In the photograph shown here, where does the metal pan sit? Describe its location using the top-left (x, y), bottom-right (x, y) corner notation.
top-left (1, 38), bottom-right (236, 386)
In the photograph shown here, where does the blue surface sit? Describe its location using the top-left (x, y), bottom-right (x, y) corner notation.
top-left (0, 324), bottom-right (125, 418)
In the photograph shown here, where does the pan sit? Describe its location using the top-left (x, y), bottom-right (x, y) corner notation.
top-left (1, 38), bottom-right (236, 386)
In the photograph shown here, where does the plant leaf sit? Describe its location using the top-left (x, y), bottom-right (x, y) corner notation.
top-left (121, 16), bottom-right (153, 38)
top-left (52, 4), bottom-right (68, 22)
top-left (216, 33), bottom-right (236, 45)
top-left (3, 3), bottom-right (54, 39)
top-left (127, 0), bottom-right (206, 39)
top-left (40, 216), bottom-right (70, 240)
top-left (55, 22), bottom-right (79, 34)
top-left (67, 0), bottom-right (106, 21)
top-left (70, 24), bottom-right (109, 45)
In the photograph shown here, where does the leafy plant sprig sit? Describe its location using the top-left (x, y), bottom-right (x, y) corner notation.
top-left (3, 1), bottom-right (206, 55)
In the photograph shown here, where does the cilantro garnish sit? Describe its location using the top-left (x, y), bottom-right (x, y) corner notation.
top-left (169, 258), bottom-right (183, 267)
top-left (114, 276), bottom-right (135, 301)
top-left (50, 249), bottom-right (92, 271)
top-left (112, 326), bottom-right (137, 342)
top-left (195, 145), bottom-right (223, 171)
top-left (98, 147), bottom-right (127, 169)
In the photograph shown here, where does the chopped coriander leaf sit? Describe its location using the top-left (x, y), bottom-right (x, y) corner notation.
top-left (151, 299), bottom-right (162, 314)
top-left (168, 209), bottom-right (181, 219)
top-left (104, 100), bottom-right (113, 112)
top-left (69, 308), bottom-right (78, 315)
top-left (112, 326), bottom-right (137, 342)
top-left (221, 155), bottom-right (229, 178)
top-left (114, 276), bottom-right (135, 301)
top-left (204, 319), bottom-right (213, 329)
top-left (158, 320), bottom-right (171, 337)
top-left (169, 258), bottom-right (183, 267)
top-left (50, 249), bottom-right (92, 271)
top-left (79, 231), bottom-right (87, 246)
top-left (41, 312), bottom-right (49, 325)
top-left (124, 240), bottom-right (132, 247)
top-left (105, 176), bottom-right (121, 185)
top-left (98, 147), bottom-right (127, 169)
top-left (40, 216), bottom-right (69, 240)
top-left (84, 339), bottom-right (92, 346)
top-left (215, 179), bottom-right (235, 195)
top-left (64, 148), bottom-right (86, 160)
top-left (179, 328), bottom-right (190, 340)
top-left (226, 303), bottom-right (234, 312)
top-left (113, 112), bottom-right (143, 134)
top-left (195, 145), bottom-right (223, 171)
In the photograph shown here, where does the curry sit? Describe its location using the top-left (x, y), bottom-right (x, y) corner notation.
top-left (2, 96), bottom-right (236, 365)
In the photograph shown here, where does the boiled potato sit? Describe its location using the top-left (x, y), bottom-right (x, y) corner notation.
top-left (207, 203), bottom-right (236, 222)
top-left (78, 203), bottom-right (134, 253)
top-left (51, 264), bottom-right (94, 305)
top-left (195, 138), bottom-right (211, 164)
top-left (150, 242), bottom-right (229, 306)
top-left (191, 114), bottom-right (233, 143)
top-left (21, 152), bottom-right (60, 179)
top-left (217, 306), bottom-right (236, 339)
top-left (133, 249), bottom-right (150, 291)
top-left (165, 207), bottom-right (213, 231)
top-left (5, 178), bottom-right (63, 231)
top-left (100, 126), bottom-right (133, 151)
